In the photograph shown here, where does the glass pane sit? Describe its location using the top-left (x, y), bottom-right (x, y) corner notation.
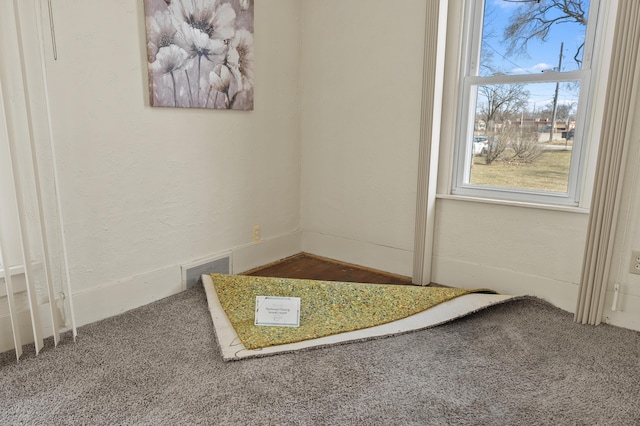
top-left (479, 0), bottom-right (591, 76)
top-left (469, 81), bottom-right (581, 193)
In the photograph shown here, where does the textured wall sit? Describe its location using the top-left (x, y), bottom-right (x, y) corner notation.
top-left (299, 0), bottom-right (427, 276)
top-left (40, 0), bottom-right (302, 291)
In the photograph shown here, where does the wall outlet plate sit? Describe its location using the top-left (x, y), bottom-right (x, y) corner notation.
top-left (630, 250), bottom-right (640, 275)
top-left (252, 225), bottom-right (261, 243)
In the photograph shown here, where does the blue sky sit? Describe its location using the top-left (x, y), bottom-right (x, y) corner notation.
top-left (482, 0), bottom-right (589, 75)
top-left (479, 0), bottom-right (590, 110)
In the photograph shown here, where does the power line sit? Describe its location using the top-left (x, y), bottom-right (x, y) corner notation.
top-left (483, 41), bottom-right (529, 74)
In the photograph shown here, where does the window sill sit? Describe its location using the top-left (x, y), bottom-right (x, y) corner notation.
top-left (436, 193), bottom-right (590, 214)
top-left (0, 264), bottom-right (27, 297)
top-left (0, 264), bottom-right (25, 280)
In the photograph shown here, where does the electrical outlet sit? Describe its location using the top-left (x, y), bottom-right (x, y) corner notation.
top-left (630, 250), bottom-right (640, 275)
top-left (252, 225), bottom-right (261, 243)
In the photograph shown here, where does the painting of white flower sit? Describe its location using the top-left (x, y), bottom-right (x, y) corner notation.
top-left (144, 0), bottom-right (254, 110)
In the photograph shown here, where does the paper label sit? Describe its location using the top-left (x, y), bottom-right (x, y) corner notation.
top-left (255, 296), bottom-right (300, 327)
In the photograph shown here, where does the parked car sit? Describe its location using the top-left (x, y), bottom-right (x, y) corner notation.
top-left (562, 129), bottom-right (575, 140)
top-left (473, 136), bottom-right (489, 156)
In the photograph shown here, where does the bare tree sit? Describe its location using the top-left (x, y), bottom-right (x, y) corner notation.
top-left (554, 102), bottom-right (575, 123)
top-left (503, 0), bottom-right (588, 65)
top-left (478, 83), bottom-right (530, 164)
top-left (485, 134), bottom-right (509, 165)
top-left (479, 83), bottom-right (530, 127)
top-left (505, 128), bottom-right (543, 164)
top-left (539, 101), bottom-right (576, 125)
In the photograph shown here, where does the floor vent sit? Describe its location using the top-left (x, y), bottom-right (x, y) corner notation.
top-left (182, 253), bottom-right (231, 289)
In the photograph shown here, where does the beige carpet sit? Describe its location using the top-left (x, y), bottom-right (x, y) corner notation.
top-left (4, 284), bottom-right (639, 424)
top-left (203, 274), bottom-right (518, 361)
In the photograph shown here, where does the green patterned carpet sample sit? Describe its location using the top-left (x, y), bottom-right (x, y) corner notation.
top-left (211, 274), bottom-right (496, 350)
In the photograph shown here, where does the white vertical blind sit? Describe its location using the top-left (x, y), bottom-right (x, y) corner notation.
top-left (0, 79), bottom-right (25, 359)
top-left (576, 0), bottom-right (640, 325)
top-left (0, 0), bottom-right (76, 359)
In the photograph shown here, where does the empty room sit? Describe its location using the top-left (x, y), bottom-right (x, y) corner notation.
top-left (1, 0), bottom-right (639, 424)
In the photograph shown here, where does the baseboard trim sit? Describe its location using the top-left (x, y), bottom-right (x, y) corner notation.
top-left (0, 309), bottom-right (39, 354)
top-left (2, 229), bottom-right (401, 352)
top-left (232, 229), bottom-right (302, 274)
top-left (0, 298), bottom-right (69, 354)
top-left (603, 290), bottom-right (640, 332)
top-left (301, 231), bottom-right (414, 278)
top-left (431, 256), bottom-right (579, 313)
top-left (242, 252), bottom-right (413, 283)
top-left (72, 265), bottom-right (183, 328)
top-left (0, 230), bottom-right (304, 355)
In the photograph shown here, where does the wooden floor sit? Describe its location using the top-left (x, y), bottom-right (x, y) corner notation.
top-left (244, 253), bottom-right (414, 285)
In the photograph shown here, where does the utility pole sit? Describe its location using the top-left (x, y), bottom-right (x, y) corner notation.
top-left (549, 42), bottom-right (563, 143)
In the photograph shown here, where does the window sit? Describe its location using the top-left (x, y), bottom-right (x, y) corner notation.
top-left (453, 0), bottom-right (601, 206)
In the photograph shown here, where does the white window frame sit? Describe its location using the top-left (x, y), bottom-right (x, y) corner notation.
top-left (451, 0), bottom-right (602, 206)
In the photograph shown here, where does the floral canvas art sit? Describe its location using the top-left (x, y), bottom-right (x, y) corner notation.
top-left (144, 0), bottom-right (254, 110)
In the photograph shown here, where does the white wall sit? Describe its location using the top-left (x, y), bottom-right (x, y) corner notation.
top-left (3, 0), bottom-right (304, 328)
top-left (296, 0), bottom-right (594, 315)
top-left (4, 0), bottom-right (640, 339)
top-left (299, 0), bottom-right (427, 277)
top-left (432, 199), bottom-right (588, 312)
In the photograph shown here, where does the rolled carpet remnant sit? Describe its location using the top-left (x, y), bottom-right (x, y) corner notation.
top-left (209, 273), bottom-right (498, 351)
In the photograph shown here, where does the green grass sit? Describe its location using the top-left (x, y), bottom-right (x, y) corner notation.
top-left (470, 150), bottom-right (572, 193)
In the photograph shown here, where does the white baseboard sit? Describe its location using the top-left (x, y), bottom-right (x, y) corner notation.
top-left (0, 229), bottom-right (304, 356)
top-left (603, 289), bottom-right (640, 332)
top-left (0, 309), bottom-right (35, 354)
top-left (431, 256), bottom-right (579, 313)
top-left (232, 229), bottom-right (302, 273)
top-left (72, 265), bottom-right (184, 328)
top-left (0, 265), bottom-right (184, 354)
top-left (72, 230), bottom-right (302, 327)
top-left (0, 298), bottom-right (65, 354)
top-left (4, 230), bottom-right (638, 354)
top-left (301, 231), bottom-right (414, 278)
